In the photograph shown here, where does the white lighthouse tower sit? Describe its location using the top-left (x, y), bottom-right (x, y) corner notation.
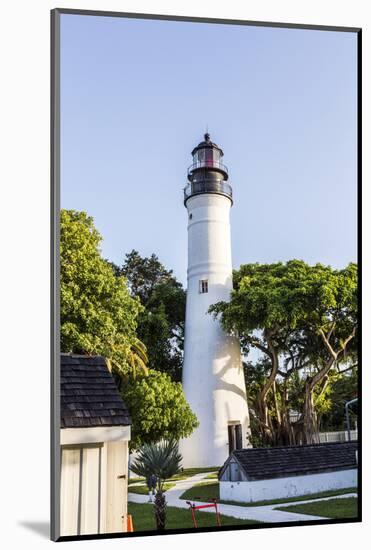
top-left (180, 133), bottom-right (250, 468)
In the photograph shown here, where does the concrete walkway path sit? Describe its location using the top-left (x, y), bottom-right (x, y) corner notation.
top-left (128, 472), bottom-right (356, 524)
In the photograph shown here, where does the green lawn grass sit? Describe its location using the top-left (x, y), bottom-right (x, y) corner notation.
top-left (180, 481), bottom-right (219, 502)
top-left (180, 482), bottom-right (357, 508)
top-left (127, 502), bottom-right (262, 531)
top-left (128, 468), bottom-right (218, 486)
top-left (205, 472), bottom-right (218, 480)
top-left (128, 482), bottom-right (175, 495)
top-left (276, 497), bottom-right (358, 519)
top-left (128, 477), bottom-right (145, 485)
top-left (218, 487), bottom-right (358, 508)
top-left (251, 488), bottom-right (357, 507)
top-left (168, 467), bottom-right (219, 482)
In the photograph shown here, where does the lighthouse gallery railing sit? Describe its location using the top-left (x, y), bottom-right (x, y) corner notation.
top-left (187, 160), bottom-right (228, 177)
top-left (183, 180), bottom-right (233, 201)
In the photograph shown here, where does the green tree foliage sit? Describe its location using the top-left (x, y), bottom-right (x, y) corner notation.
top-left (120, 250), bottom-right (177, 303)
top-left (61, 211), bottom-right (197, 448)
top-left (319, 368), bottom-right (358, 431)
top-left (121, 371), bottom-right (199, 450)
top-left (210, 260), bottom-right (358, 445)
top-left (60, 209), bottom-right (147, 376)
top-left (115, 250), bottom-right (186, 381)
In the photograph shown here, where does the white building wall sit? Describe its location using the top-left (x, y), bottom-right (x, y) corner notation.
top-left (60, 428), bottom-right (130, 537)
top-left (220, 469), bottom-right (357, 502)
top-left (105, 440), bottom-right (129, 534)
top-left (319, 430), bottom-right (358, 443)
top-left (180, 193), bottom-right (250, 468)
top-left (80, 446), bottom-right (101, 535)
top-left (60, 447), bottom-right (80, 536)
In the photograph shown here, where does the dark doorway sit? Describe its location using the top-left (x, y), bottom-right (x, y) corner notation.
top-left (228, 423), bottom-right (242, 454)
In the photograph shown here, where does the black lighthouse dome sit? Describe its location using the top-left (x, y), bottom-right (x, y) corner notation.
top-left (184, 133), bottom-right (233, 205)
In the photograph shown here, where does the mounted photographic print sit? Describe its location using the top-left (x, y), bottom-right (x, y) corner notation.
top-left (51, 8), bottom-right (361, 542)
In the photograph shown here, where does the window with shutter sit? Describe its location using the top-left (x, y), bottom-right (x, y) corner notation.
top-left (199, 280), bottom-right (208, 293)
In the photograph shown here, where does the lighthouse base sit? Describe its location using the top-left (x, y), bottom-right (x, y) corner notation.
top-left (179, 413), bottom-right (250, 469)
top-left (179, 293), bottom-right (251, 468)
top-left (179, 337), bottom-right (251, 469)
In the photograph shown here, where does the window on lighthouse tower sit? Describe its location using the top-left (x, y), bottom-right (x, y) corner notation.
top-left (199, 280), bottom-right (208, 293)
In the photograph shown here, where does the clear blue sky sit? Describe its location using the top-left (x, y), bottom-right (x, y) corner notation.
top-left (60, 14), bottom-right (357, 286)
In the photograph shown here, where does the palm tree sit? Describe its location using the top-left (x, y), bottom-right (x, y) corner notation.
top-left (130, 439), bottom-right (182, 530)
top-left (126, 338), bottom-right (149, 377)
top-left (106, 337), bottom-right (149, 388)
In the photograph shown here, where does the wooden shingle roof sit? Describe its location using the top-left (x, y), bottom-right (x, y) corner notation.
top-left (60, 354), bottom-right (131, 429)
top-left (220, 441), bottom-right (358, 481)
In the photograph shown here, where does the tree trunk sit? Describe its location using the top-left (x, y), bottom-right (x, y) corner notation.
top-left (154, 491), bottom-right (166, 530)
top-left (303, 380), bottom-right (320, 444)
top-left (280, 385), bottom-right (296, 445)
top-left (300, 326), bottom-right (356, 444)
top-left (256, 333), bottom-right (280, 445)
top-left (302, 358), bottom-right (335, 444)
top-left (272, 381), bottom-right (282, 425)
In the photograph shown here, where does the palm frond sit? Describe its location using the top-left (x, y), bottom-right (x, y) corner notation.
top-left (107, 338), bottom-right (149, 378)
top-left (130, 439), bottom-right (182, 485)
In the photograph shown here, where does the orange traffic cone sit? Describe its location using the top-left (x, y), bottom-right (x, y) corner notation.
top-left (127, 514), bottom-right (134, 532)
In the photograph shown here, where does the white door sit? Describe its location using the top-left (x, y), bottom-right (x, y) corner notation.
top-left (60, 445), bottom-right (103, 536)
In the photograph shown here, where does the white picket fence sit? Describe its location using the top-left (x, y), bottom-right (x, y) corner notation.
top-left (319, 430), bottom-right (358, 443)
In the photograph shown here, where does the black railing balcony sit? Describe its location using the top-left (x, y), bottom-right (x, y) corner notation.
top-left (187, 160), bottom-right (229, 178)
top-left (184, 180), bottom-right (233, 203)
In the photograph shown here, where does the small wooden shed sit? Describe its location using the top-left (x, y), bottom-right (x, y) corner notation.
top-left (219, 442), bottom-right (358, 503)
top-left (60, 354), bottom-right (131, 536)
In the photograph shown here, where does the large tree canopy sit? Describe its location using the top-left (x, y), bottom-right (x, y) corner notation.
top-left (60, 211), bottom-right (198, 447)
top-left (120, 250), bottom-right (180, 304)
top-left (121, 370), bottom-right (198, 450)
top-left (210, 260), bottom-right (358, 445)
top-left (114, 250), bottom-right (186, 381)
top-left (60, 209), bottom-right (146, 376)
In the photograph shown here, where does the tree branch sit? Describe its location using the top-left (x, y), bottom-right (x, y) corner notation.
top-left (326, 320), bottom-right (336, 342)
top-left (340, 327), bottom-right (357, 352)
top-left (249, 338), bottom-right (272, 358)
top-left (319, 328), bottom-right (338, 359)
top-left (338, 363), bottom-right (358, 375)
